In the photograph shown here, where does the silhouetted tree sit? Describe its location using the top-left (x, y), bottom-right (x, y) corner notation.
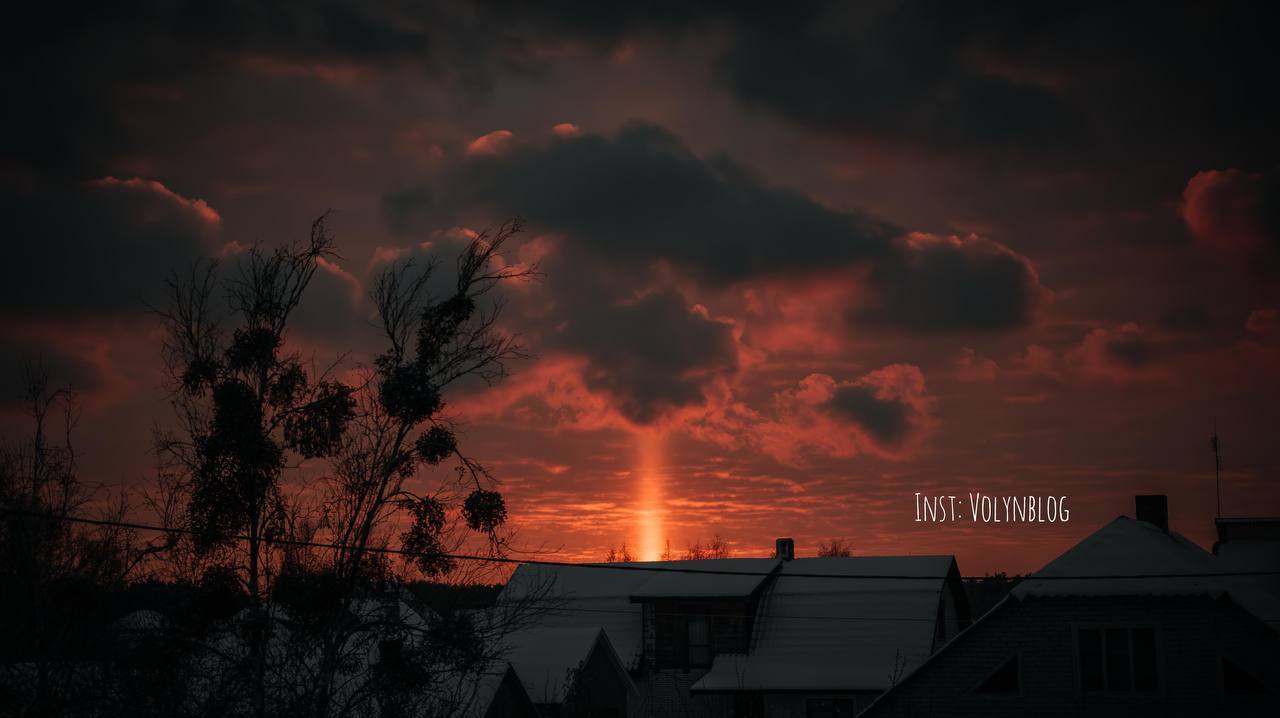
top-left (144, 216), bottom-right (546, 718)
top-left (155, 215), bottom-right (356, 718)
top-left (682, 535), bottom-right (731, 560)
top-left (660, 539), bottom-right (674, 561)
top-left (604, 543), bottom-right (636, 563)
top-left (294, 218), bottom-right (537, 716)
top-left (0, 367), bottom-right (143, 715)
top-left (817, 538), bottom-right (853, 557)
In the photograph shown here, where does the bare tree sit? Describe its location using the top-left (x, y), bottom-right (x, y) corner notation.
top-left (682, 535), bottom-right (731, 560)
top-left (0, 366), bottom-right (147, 714)
top-left (604, 543), bottom-right (636, 563)
top-left (293, 218), bottom-right (538, 717)
top-left (817, 538), bottom-right (853, 557)
top-left (154, 215), bottom-right (358, 718)
top-left (660, 539), bottom-right (673, 562)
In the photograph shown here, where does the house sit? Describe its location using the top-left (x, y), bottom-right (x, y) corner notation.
top-left (503, 626), bottom-right (639, 716)
top-left (859, 495), bottom-right (1280, 718)
top-left (691, 553), bottom-right (969, 716)
top-left (1214, 515), bottom-right (1280, 598)
top-left (456, 663), bottom-right (542, 718)
top-left (498, 540), bottom-right (969, 717)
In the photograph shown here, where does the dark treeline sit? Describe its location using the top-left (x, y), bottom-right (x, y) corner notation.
top-left (0, 217), bottom-right (552, 718)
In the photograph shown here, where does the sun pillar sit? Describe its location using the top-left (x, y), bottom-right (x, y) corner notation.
top-left (636, 429), bottom-right (666, 561)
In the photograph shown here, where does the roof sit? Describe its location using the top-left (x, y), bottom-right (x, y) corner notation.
top-left (503, 626), bottom-right (602, 703)
top-left (693, 556), bottom-right (957, 692)
top-left (1013, 516), bottom-right (1227, 598)
top-left (862, 514), bottom-right (1280, 718)
top-left (1011, 517), bottom-right (1280, 631)
top-left (502, 626), bottom-right (636, 704)
top-left (498, 558), bottom-right (780, 670)
top-left (627, 558), bottom-right (780, 598)
top-left (450, 663), bottom-right (536, 718)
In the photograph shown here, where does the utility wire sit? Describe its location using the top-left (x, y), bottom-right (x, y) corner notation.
top-left (490, 603), bottom-right (940, 623)
top-left (5, 508), bottom-right (1278, 582)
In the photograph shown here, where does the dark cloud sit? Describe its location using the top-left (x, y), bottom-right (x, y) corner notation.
top-left (4, 0), bottom-right (754, 178)
top-left (1102, 333), bottom-right (1158, 369)
top-left (708, 1), bottom-right (1280, 165)
top-left (2, 176), bottom-right (221, 319)
top-left (432, 123), bottom-right (900, 283)
top-left (853, 234), bottom-right (1043, 332)
top-left (767, 366), bottom-right (933, 458)
top-left (383, 187), bottom-right (436, 236)
top-left (825, 384), bottom-right (912, 447)
top-left (8, 0), bottom-right (1278, 184)
top-left (405, 124), bottom-right (1042, 332)
top-left (4, 1), bottom-right (494, 176)
top-left (1068, 323), bottom-right (1170, 383)
top-left (551, 286), bottom-right (737, 425)
top-left (717, 2), bottom-right (1085, 153)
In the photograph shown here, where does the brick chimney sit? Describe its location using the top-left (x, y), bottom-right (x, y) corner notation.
top-left (775, 537), bottom-right (795, 561)
top-left (1135, 494), bottom-right (1169, 533)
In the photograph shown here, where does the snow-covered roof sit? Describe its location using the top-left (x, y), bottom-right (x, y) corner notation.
top-left (626, 558), bottom-right (780, 598)
top-left (498, 563), bottom-right (645, 670)
top-left (498, 558), bottom-right (781, 670)
top-left (1216, 531), bottom-right (1280, 598)
top-left (1010, 516), bottom-right (1280, 630)
top-left (862, 514), bottom-right (1280, 717)
top-left (501, 626), bottom-right (634, 704)
top-left (693, 556), bottom-right (956, 692)
top-left (448, 662), bottom-right (533, 718)
top-left (1013, 516), bottom-right (1226, 598)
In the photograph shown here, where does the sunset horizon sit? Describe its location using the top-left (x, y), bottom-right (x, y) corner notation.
top-left (3, 3), bottom-right (1280, 715)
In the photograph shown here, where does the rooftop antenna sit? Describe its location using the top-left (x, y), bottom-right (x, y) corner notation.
top-left (1211, 418), bottom-right (1222, 518)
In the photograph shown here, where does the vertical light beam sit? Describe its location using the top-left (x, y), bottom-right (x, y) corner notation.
top-left (636, 429), bottom-right (666, 561)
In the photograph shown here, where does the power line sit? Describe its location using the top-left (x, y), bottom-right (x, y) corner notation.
top-left (5, 508), bottom-right (1278, 582)
top-left (491, 603), bottom-right (940, 624)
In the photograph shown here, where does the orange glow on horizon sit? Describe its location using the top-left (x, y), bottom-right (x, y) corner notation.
top-left (635, 429), bottom-right (666, 561)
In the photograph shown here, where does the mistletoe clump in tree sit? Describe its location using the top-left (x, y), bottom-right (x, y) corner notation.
top-left (330, 218), bottom-right (533, 584)
top-left (154, 216), bottom-right (538, 718)
top-left (160, 215), bottom-right (355, 604)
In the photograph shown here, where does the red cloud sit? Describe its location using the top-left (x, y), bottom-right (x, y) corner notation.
top-left (685, 364), bottom-right (935, 464)
top-left (458, 354), bottom-right (630, 432)
top-left (1181, 168), bottom-right (1280, 275)
top-left (954, 348), bottom-right (1000, 382)
top-left (0, 319), bottom-right (137, 414)
top-left (466, 129), bottom-right (515, 156)
top-left (89, 176), bottom-right (222, 234)
top-left (1246, 308), bottom-right (1279, 340)
top-left (1066, 323), bottom-right (1172, 384)
top-left (765, 365), bottom-right (934, 461)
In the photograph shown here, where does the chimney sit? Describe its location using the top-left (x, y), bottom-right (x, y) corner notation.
top-left (775, 537), bottom-right (795, 561)
top-left (1135, 495), bottom-right (1169, 533)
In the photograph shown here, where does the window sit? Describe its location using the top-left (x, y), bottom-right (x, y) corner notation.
top-left (974, 655), bottom-right (1019, 693)
top-left (805, 698), bottom-right (855, 718)
top-left (1077, 626), bottom-right (1158, 692)
top-left (655, 612), bottom-right (687, 668)
top-left (653, 601), bottom-right (752, 670)
top-left (688, 614), bottom-right (710, 667)
top-left (712, 613), bottom-right (747, 654)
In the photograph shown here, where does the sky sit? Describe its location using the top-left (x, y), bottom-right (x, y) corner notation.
top-left (3, 1), bottom-right (1279, 574)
